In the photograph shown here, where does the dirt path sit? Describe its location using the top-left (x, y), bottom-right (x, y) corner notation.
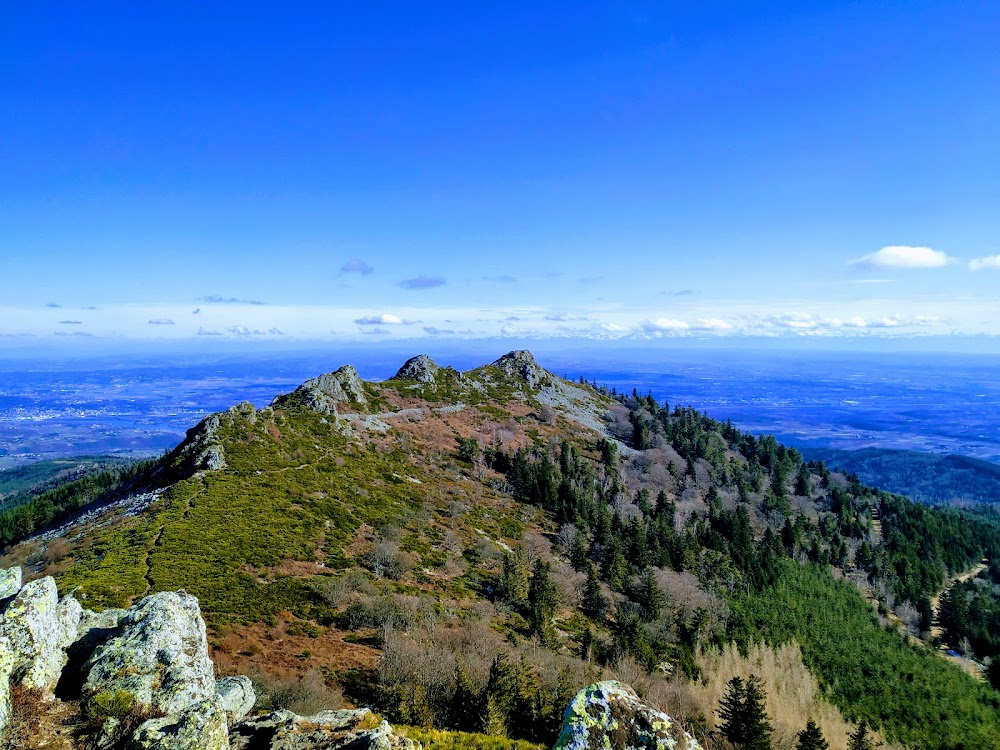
top-left (929, 560), bottom-right (988, 678)
top-left (930, 560), bottom-right (988, 635)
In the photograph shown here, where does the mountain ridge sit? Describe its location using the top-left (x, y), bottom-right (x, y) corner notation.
top-left (2, 350), bottom-right (1000, 749)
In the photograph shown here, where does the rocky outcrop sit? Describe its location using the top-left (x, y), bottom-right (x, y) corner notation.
top-left (0, 635), bottom-right (14, 737)
top-left (83, 591), bottom-right (216, 715)
top-left (0, 567), bottom-right (21, 600)
top-left (392, 354), bottom-right (440, 383)
top-left (554, 681), bottom-right (703, 750)
top-left (280, 365), bottom-right (368, 414)
top-left (130, 698), bottom-right (231, 750)
top-left (229, 708), bottom-right (418, 750)
top-left (488, 350), bottom-right (552, 390)
top-left (173, 412), bottom-right (228, 473)
top-left (0, 576), bottom-right (81, 693)
top-left (0, 567), bottom-right (423, 749)
top-left (215, 676), bottom-right (256, 722)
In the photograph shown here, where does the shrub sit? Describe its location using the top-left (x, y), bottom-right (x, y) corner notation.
top-left (4, 685), bottom-right (45, 749)
top-left (249, 669), bottom-right (344, 715)
top-left (79, 689), bottom-right (164, 749)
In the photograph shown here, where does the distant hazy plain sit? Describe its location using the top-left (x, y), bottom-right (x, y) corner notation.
top-left (1, 347), bottom-right (998, 466)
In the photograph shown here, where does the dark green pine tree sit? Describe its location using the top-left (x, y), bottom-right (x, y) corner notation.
top-left (795, 463), bottom-right (812, 496)
top-left (450, 663), bottom-right (482, 733)
top-left (499, 549), bottom-right (530, 608)
top-left (633, 567), bottom-right (666, 622)
top-left (988, 659), bottom-right (1000, 693)
top-left (937, 582), bottom-right (969, 647)
top-left (847, 721), bottom-right (874, 750)
top-left (719, 675), bottom-right (772, 750)
top-left (718, 676), bottom-right (748, 744)
top-left (568, 531), bottom-right (589, 572)
top-left (527, 558), bottom-right (559, 646)
top-left (581, 562), bottom-right (607, 618)
top-left (796, 720), bottom-right (829, 750)
top-left (603, 538), bottom-right (628, 592)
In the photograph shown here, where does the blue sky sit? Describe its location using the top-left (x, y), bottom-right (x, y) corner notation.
top-left (2, 2), bottom-right (999, 348)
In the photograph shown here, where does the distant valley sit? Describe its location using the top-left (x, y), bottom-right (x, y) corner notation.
top-left (803, 447), bottom-right (1000, 506)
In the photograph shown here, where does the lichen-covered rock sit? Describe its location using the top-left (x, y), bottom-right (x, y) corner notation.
top-left (172, 413), bottom-right (227, 472)
top-left (228, 708), bottom-right (419, 750)
top-left (283, 365), bottom-right (368, 414)
top-left (0, 577), bottom-right (81, 692)
top-left (0, 635), bottom-right (15, 736)
top-left (0, 567), bottom-right (22, 601)
top-left (57, 595), bottom-right (83, 641)
top-left (76, 607), bottom-right (126, 647)
top-left (83, 591), bottom-right (216, 715)
top-left (489, 350), bottom-right (552, 390)
top-left (129, 698), bottom-right (230, 750)
top-left (554, 681), bottom-right (703, 750)
top-left (392, 355), bottom-right (440, 383)
top-left (215, 675), bottom-right (256, 722)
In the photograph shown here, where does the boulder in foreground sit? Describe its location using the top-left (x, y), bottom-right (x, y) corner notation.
top-left (554, 681), bottom-right (703, 750)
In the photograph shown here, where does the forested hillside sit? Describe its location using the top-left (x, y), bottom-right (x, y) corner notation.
top-left (3, 351), bottom-right (999, 750)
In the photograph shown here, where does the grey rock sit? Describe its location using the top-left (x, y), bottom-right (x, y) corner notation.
top-left (0, 567), bottom-right (22, 601)
top-left (77, 607), bottom-right (127, 640)
top-left (0, 577), bottom-right (81, 693)
top-left (129, 698), bottom-right (230, 750)
top-left (215, 675), bottom-right (256, 722)
top-left (392, 355), bottom-right (440, 383)
top-left (489, 350), bottom-right (551, 390)
top-left (284, 365), bottom-right (368, 414)
top-left (229, 708), bottom-right (419, 750)
top-left (58, 607), bottom-right (128, 701)
top-left (83, 591), bottom-right (216, 715)
top-left (174, 413), bottom-right (227, 472)
top-left (0, 635), bottom-right (14, 737)
top-left (553, 681), bottom-right (703, 750)
top-left (57, 595), bottom-right (84, 642)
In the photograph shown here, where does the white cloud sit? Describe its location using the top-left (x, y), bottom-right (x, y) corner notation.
top-left (867, 316), bottom-right (901, 328)
top-left (353, 313), bottom-right (414, 326)
top-left (641, 318), bottom-right (689, 333)
top-left (970, 255), bottom-right (1000, 271)
top-left (544, 313), bottom-right (588, 321)
top-left (692, 318), bottom-right (732, 331)
top-left (851, 245), bottom-right (954, 269)
top-left (3, 295), bottom-right (998, 343)
top-left (766, 314), bottom-right (818, 329)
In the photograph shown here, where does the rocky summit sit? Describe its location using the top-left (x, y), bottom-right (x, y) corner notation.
top-left (0, 564), bottom-right (698, 749)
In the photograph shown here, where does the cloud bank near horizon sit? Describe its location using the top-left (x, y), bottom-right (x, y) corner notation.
top-left (2, 295), bottom-right (998, 346)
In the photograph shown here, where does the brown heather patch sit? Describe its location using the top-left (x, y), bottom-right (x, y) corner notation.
top-left (5, 686), bottom-right (78, 750)
top-left (239, 558), bottom-right (331, 580)
top-left (210, 613), bottom-right (381, 686)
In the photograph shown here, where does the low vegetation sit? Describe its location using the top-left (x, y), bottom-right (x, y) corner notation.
top-left (5, 354), bottom-right (1000, 749)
